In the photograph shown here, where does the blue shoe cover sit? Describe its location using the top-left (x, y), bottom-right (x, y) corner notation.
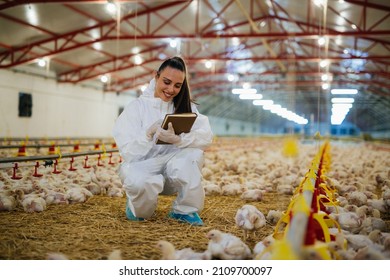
top-left (126, 202), bottom-right (144, 221)
top-left (168, 211), bottom-right (204, 226)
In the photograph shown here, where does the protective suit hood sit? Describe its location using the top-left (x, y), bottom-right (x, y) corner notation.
top-left (140, 78), bottom-right (173, 111)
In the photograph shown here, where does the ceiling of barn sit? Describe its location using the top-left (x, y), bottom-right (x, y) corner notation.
top-left (0, 0), bottom-right (389, 133)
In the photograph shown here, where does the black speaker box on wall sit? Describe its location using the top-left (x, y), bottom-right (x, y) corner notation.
top-left (19, 92), bottom-right (32, 117)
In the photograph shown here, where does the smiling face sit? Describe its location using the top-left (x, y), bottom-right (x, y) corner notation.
top-left (154, 66), bottom-right (185, 102)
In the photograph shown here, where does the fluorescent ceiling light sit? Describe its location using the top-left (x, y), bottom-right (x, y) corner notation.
top-left (232, 88), bottom-right (257, 94)
top-left (331, 89), bottom-right (358, 95)
top-left (252, 100), bottom-right (273, 106)
top-left (332, 103), bottom-right (352, 109)
top-left (239, 93), bottom-right (263, 100)
top-left (331, 98), bottom-right (354, 103)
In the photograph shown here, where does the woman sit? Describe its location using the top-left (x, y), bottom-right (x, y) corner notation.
top-left (112, 56), bottom-right (213, 226)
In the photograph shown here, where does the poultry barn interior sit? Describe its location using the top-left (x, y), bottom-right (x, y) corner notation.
top-left (0, 0), bottom-right (390, 265)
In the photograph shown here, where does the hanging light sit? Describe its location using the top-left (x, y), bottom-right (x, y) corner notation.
top-left (37, 59), bottom-right (46, 67)
top-left (169, 38), bottom-right (178, 48)
top-left (106, 1), bottom-right (117, 14)
top-left (318, 36), bottom-right (326, 46)
top-left (134, 55), bottom-right (142, 65)
top-left (227, 74), bottom-right (235, 82)
top-left (320, 60), bottom-right (329, 68)
top-left (100, 75), bottom-right (109, 83)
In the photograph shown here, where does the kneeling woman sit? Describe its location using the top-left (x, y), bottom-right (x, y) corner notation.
top-left (112, 56), bottom-right (213, 226)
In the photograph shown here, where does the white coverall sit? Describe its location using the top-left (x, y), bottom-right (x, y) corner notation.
top-left (112, 79), bottom-right (213, 219)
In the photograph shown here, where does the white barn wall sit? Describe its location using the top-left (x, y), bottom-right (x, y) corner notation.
top-left (0, 69), bottom-right (135, 138)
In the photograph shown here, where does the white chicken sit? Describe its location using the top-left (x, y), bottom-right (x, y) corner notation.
top-left (44, 189), bottom-right (69, 205)
top-left (66, 186), bottom-right (93, 204)
top-left (156, 240), bottom-right (211, 260)
top-left (276, 184), bottom-right (294, 195)
top-left (203, 182), bottom-right (222, 195)
top-left (353, 246), bottom-right (386, 260)
top-left (240, 189), bottom-right (263, 202)
top-left (235, 204), bottom-right (266, 240)
top-left (346, 191), bottom-right (367, 207)
top-left (221, 183), bottom-right (246, 196)
top-left (367, 198), bottom-right (387, 213)
top-left (344, 230), bottom-right (383, 251)
top-left (47, 252), bottom-right (69, 260)
top-left (107, 249), bottom-right (122, 260)
top-left (329, 206), bottom-right (367, 234)
top-left (206, 229), bottom-right (252, 260)
top-left (266, 209), bottom-right (283, 225)
top-left (16, 190), bottom-right (47, 213)
top-left (253, 234), bottom-right (275, 259)
top-left (106, 186), bottom-right (124, 197)
top-left (201, 167), bottom-right (213, 180)
top-left (0, 191), bottom-right (17, 211)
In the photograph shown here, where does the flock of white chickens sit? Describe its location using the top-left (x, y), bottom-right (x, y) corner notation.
top-left (0, 138), bottom-right (389, 260)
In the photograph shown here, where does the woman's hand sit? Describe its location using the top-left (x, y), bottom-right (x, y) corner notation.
top-left (155, 122), bottom-right (181, 144)
top-left (146, 119), bottom-right (163, 141)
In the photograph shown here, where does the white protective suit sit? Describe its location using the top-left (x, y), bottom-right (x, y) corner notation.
top-left (112, 78), bottom-right (213, 219)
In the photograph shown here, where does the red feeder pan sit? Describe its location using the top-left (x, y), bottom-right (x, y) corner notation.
top-left (17, 145), bottom-right (27, 157)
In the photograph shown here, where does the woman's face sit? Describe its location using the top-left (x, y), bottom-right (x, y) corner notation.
top-left (154, 66), bottom-right (185, 102)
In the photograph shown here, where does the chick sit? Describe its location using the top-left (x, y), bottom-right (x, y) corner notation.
top-left (66, 186), bottom-right (93, 204)
top-left (253, 234), bottom-right (275, 259)
top-left (354, 246), bottom-right (386, 260)
top-left (221, 183), bottom-right (246, 196)
top-left (240, 190), bottom-right (263, 202)
top-left (47, 252), bottom-right (69, 260)
top-left (266, 209), bottom-right (283, 225)
top-left (344, 230), bottom-right (383, 251)
top-left (0, 191), bottom-right (17, 211)
top-left (329, 206), bottom-right (367, 233)
top-left (206, 229), bottom-right (252, 260)
top-left (235, 204), bottom-right (266, 241)
top-left (202, 182), bottom-right (222, 195)
top-left (107, 249), bottom-right (122, 260)
top-left (156, 240), bottom-right (211, 260)
top-left (16, 190), bottom-right (47, 213)
top-left (346, 191), bottom-right (367, 207)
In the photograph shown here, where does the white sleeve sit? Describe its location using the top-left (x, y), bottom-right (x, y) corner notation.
top-left (176, 107), bottom-right (213, 150)
top-left (112, 101), bottom-right (154, 162)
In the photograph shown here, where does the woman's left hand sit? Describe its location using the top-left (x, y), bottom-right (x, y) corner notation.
top-left (155, 122), bottom-right (181, 144)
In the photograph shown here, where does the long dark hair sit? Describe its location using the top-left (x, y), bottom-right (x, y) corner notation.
top-left (156, 56), bottom-right (193, 113)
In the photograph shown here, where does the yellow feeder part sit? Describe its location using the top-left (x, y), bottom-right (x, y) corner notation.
top-left (270, 240), bottom-right (300, 260)
top-left (282, 137), bottom-right (299, 157)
